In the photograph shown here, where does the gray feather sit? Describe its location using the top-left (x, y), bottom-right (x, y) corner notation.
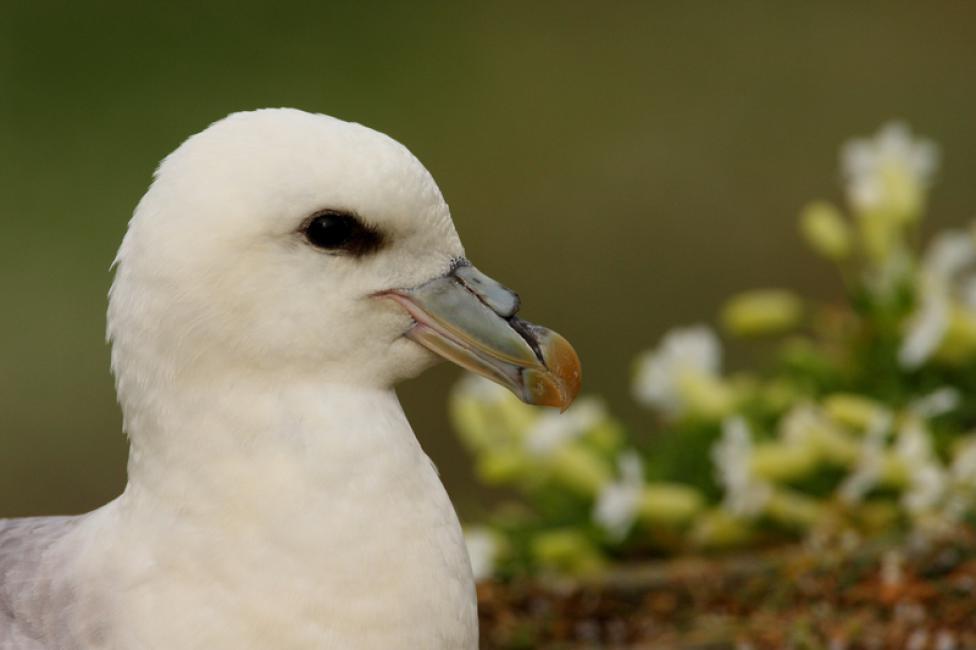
top-left (0, 516), bottom-right (84, 650)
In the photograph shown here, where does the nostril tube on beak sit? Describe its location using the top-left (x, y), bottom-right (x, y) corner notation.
top-left (453, 263), bottom-right (520, 318)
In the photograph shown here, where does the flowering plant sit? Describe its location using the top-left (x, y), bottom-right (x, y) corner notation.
top-left (456, 123), bottom-right (976, 580)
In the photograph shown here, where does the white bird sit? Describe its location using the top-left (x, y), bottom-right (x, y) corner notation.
top-left (0, 108), bottom-right (580, 650)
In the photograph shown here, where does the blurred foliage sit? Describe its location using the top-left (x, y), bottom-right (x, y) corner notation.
top-left (458, 123), bottom-right (976, 580)
top-left (5, 2), bottom-right (976, 518)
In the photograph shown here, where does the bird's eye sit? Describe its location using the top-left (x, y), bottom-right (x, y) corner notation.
top-left (302, 211), bottom-right (383, 256)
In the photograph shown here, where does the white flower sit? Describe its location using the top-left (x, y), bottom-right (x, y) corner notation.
top-left (899, 273), bottom-right (951, 369)
top-left (897, 419), bottom-right (947, 515)
top-left (525, 397), bottom-right (606, 456)
top-left (909, 387), bottom-right (961, 419)
top-left (838, 410), bottom-right (892, 504)
top-left (841, 121), bottom-right (939, 218)
top-left (951, 438), bottom-right (976, 487)
top-left (960, 274), bottom-right (976, 310)
top-left (779, 404), bottom-right (821, 446)
top-left (923, 230), bottom-right (976, 279)
top-left (633, 325), bottom-right (722, 416)
top-left (593, 451), bottom-right (644, 540)
top-left (463, 527), bottom-right (500, 582)
top-left (899, 230), bottom-right (976, 369)
top-left (905, 464), bottom-right (946, 515)
top-left (942, 437), bottom-right (976, 521)
top-left (712, 417), bottom-right (771, 517)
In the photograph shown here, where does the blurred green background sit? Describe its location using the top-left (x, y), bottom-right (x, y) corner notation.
top-left (2, 1), bottom-right (976, 518)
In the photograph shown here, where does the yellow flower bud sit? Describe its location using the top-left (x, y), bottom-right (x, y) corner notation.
top-left (934, 306), bottom-right (976, 365)
top-left (810, 425), bottom-right (860, 466)
top-left (448, 400), bottom-right (497, 452)
top-left (691, 508), bottom-right (754, 549)
top-left (675, 370), bottom-right (736, 420)
top-left (800, 201), bottom-right (852, 260)
top-left (548, 444), bottom-right (613, 497)
top-left (877, 452), bottom-right (909, 488)
top-left (759, 378), bottom-right (801, 414)
top-left (766, 489), bottom-right (822, 529)
top-left (476, 449), bottom-right (530, 485)
top-left (531, 529), bottom-right (605, 576)
top-left (721, 290), bottom-right (803, 337)
top-left (874, 162), bottom-right (926, 224)
top-left (449, 384), bottom-right (536, 452)
top-left (584, 420), bottom-right (625, 455)
top-left (750, 441), bottom-right (819, 482)
top-left (637, 483), bottom-right (705, 527)
top-left (822, 394), bottom-right (886, 433)
top-left (855, 501), bottom-right (901, 533)
top-left (857, 210), bottom-right (902, 263)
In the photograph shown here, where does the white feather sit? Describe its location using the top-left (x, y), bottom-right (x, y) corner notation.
top-left (1, 108), bottom-right (478, 649)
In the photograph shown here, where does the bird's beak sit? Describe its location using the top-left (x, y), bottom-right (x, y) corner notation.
top-left (380, 261), bottom-right (581, 410)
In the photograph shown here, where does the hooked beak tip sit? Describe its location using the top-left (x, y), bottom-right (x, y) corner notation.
top-left (523, 329), bottom-right (581, 411)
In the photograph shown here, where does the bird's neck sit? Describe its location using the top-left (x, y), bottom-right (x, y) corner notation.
top-left (119, 374), bottom-right (426, 522)
top-left (94, 374), bottom-right (476, 648)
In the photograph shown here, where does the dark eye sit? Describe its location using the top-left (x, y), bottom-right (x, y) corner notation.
top-left (303, 211), bottom-right (383, 256)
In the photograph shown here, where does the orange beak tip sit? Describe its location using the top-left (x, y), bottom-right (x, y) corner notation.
top-left (525, 330), bottom-right (581, 411)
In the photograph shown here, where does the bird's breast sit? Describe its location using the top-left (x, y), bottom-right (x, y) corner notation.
top-left (92, 384), bottom-right (479, 649)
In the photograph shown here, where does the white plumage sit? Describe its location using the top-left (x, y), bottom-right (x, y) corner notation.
top-left (2, 109), bottom-right (476, 649)
top-left (0, 108), bottom-right (580, 650)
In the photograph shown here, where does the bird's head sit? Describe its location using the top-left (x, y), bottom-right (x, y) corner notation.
top-left (108, 108), bottom-right (580, 416)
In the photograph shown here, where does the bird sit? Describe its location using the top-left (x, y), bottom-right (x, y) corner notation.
top-left (0, 108), bottom-right (581, 650)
